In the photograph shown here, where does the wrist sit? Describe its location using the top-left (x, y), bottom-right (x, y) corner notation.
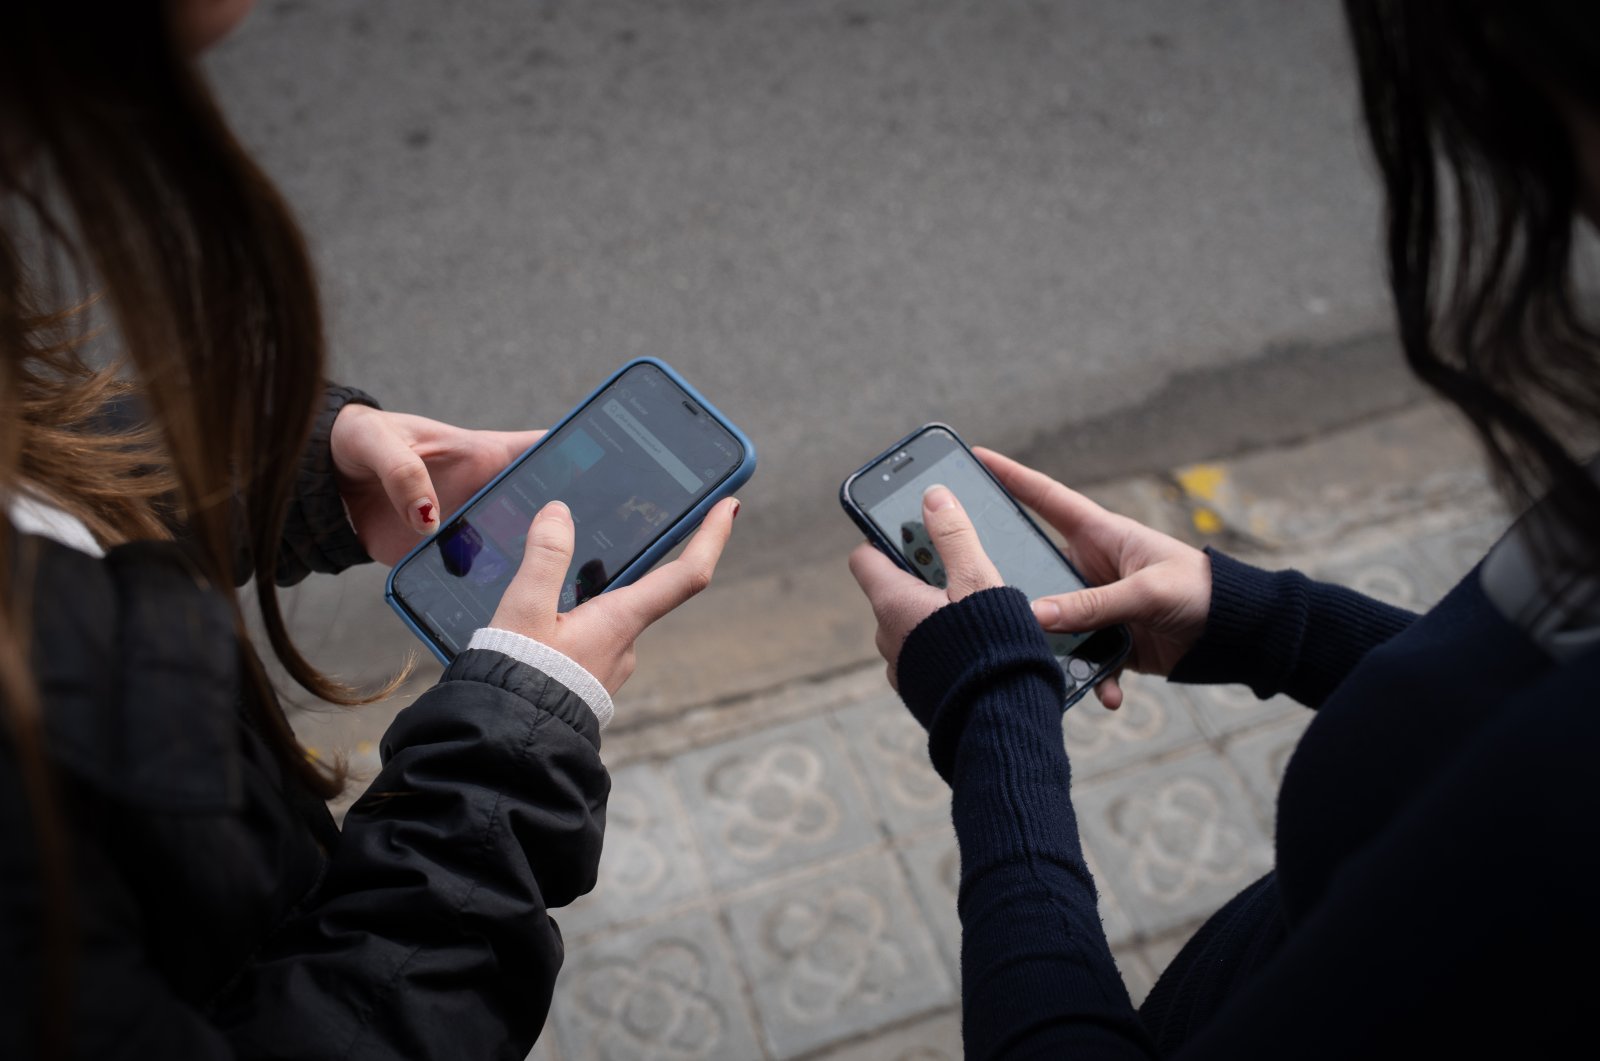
top-left (1167, 547), bottom-right (1214, 668)
top-left (468, 627), bottom-right (615, 730)
top-left (897, 586), bottom-right (1067, 780)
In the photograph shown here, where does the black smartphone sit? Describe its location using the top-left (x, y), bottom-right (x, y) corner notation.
top-left (386, 358), bottom-right (757, 662)
top-left (840, 423), bottom-right (1131, 704)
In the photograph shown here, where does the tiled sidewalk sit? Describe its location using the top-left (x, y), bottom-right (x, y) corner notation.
top-left (527, 495), bottom-right (1506, 1059)
top-left (299, 403), bottom-right (1510, 1061)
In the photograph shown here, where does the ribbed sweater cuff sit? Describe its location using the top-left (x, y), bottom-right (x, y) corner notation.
top-left (276, 384), bottom-right (379, 584)
top-left (897, 586), bottom-right (1067, 781)
top-left (1170, 547), bottom-right (1417, 706)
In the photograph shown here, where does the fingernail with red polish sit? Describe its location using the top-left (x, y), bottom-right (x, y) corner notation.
top-left (415, 499), bottom-right (435, 528)
top-left (731, 499), bottom-right (741, 520)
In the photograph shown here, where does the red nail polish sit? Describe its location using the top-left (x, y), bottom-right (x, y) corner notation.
top-left (417, 501), bottom-right (435, 524)
top-left (731, 499), bottom-right (741, 519)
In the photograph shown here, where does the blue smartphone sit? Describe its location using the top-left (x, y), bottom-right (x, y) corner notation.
top-left (386, 358), bottom-right (757, 663)
top-left (840, 423), bottom-right (1130, 706)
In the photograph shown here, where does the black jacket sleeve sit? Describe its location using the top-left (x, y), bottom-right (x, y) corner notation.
top-left (1168, 548), bottom-right (1417, 708)
top-left (210, 648), bottom-right (609, 1058)
top-left (1, 638), bottom-right (607, 1060)
top-left (268, 384), bottom-right (379, 587)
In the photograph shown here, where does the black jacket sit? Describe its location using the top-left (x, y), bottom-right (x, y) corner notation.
top-left (1, 387), bottom-right (609, 1059)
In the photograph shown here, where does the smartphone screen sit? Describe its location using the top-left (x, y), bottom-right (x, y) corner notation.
top-left (390, 361), bottom-right (746, 656)
top-left (845, 425), bottom-right (1128, 684)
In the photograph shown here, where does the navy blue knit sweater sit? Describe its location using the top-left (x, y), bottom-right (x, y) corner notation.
top-left (895, 550), bottom-right (1600, 1059)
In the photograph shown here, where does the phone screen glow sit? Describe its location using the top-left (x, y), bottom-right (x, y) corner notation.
top-left (862, 444), bottom-right (1093, 657)
top-left (391, 363), bottom-right (743, 655)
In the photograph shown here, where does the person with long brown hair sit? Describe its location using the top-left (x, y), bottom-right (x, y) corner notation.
top-left (0, 2), bottom-right (738, 1057)
top-left (849, 2), bottom-right (1600, 1057)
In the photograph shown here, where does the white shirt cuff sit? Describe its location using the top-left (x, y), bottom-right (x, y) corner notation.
top-left (467, 628), bottom-right (615, 731)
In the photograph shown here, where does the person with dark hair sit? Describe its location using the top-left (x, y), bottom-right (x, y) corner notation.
top-left (851, 2), bottom-right (1600, 1057)
top-left (0, 1), bottom-right (738, 1057)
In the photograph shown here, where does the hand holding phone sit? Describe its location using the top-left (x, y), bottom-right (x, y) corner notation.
top-left (330, 404), bottom-right (548, 566)
top-left (976, 447), bottom-right (1212, 705)
top-left (387, 358), bottom-right (756, 662)
top-left (847, 484), bottom-right (1008, 687)
top-left (842, 424), bottom-right (1134, 708)
top-left (486, 494), bottom-right (739, 694)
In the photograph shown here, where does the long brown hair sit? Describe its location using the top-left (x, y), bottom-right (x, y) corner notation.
top-left (1, 3), bottom-right (384, 1047)
top-left (1345, 0), bottom-right (1600, 567)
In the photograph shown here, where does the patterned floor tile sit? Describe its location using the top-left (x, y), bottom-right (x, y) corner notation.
top-left (1084, 844), bottom-right (1135, 948)
top-left (1175, 680), bottom-right (1302, 740)
top-left (896, 827), bottom-right (962, 985)
top-left (1073, 748), bottom-right (1273, 938)
top-left (673, 717), bottom-right (877, 890)
top-left (1111, 944), bottom-right (1158, 1007)
top-left (557, 761), bottom-right (707, 939)
top-left (1312, 542), bottom-right (1435, 612)
top-left (834, 695), bottom-right (950, 837)
top-left (524, 1028), bottom-right (562, 1061)
top-left (810, 1010), bottom-right (962, 1061)
top-left (549, 908), bottom-right (762, 1061)
top-left (1135, 925), bottom-right (1203, 1006)
top-left (724, 852), bottom-right (954, 1059)
top-left (1062, 672), bottom-right (1206, 779)
top-left (1142, 926), bottom-right (1196, 979)
top-left (1223, 714), bottom-right (1312, 834)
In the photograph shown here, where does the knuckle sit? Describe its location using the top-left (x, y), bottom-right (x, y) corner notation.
top-left (934, 528), bottom-right (968, 559)
top-left (930, 511), bottom-right (970, 542)
top-left (527, 528), bottom-right (565, 553)
top-left (380, 453), bottom-right (427, 487)
top-left (684, 563), bottom-right (713, 597)
top-left (848, 544), bottom-right (875, 576)
top-left (945, 569), bottom-right (978, 597)
top-left (1070, 586), bottom-right (1105, 623)
top-left (524, 530), bottom-right (569, 564)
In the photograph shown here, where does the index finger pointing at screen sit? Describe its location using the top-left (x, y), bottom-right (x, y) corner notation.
top-left (972, 446), bottom-right (1107, 540)
top-left (593, 496), bottom-right (739, 639)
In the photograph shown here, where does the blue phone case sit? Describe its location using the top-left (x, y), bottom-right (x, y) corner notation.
top-left (385, 357), bottom-right (758, 663)
top-left (838, 422), bottom-right (1129, 708)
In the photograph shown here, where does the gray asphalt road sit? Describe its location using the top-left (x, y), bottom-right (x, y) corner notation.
top-left (208, 0), bottom-right (1401, 680)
